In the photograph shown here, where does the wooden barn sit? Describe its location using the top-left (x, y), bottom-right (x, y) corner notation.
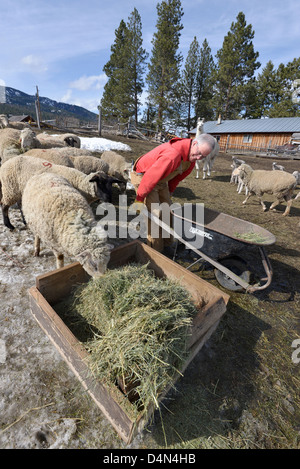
top-left (188, 117), bottom-right (300, 153)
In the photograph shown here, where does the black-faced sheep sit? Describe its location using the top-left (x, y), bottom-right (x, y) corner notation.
top-left (35, 132), bottom-right (81, 149)
top-left (22, 172), bottom-right (113, 277)
top-left (234, 163), bottom-right (297, 216)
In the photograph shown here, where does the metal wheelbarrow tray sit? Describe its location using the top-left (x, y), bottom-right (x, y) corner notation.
top-left (170, 205), bottom-right (276, 292)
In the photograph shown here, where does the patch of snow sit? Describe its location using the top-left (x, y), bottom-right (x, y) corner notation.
top-left (79, 137), bottom-right (131, 152)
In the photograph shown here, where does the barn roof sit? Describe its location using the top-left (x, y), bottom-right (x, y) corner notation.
top-left (189, 117), bottom-right (300, 134)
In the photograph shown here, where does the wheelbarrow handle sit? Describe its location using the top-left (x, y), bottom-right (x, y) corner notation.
top-left (146, 210), bottom-right (252, 291)
top-left (146, 210), bottom-right (273, 293)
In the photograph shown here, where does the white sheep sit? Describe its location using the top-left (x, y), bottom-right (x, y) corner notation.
top-left (24, 148), bottom-right (109, 174)
top-left (234, 163), bottom-right (297, 216)
top-left (100, 150), bottom-right (134, 188)
top-left (272, 161), bottom-right (285, 171)
top-left (194, 118), bottom-right (219, 179)
top-left (230, 156), bottom-right (248, 194)
top-left (292, 170), bottom-right (300, 185)
top-left (0, 114), bottom-right (31, 130)
top-left (0, 128), bottom-right (38, 164)
top-left (0, 155), bottom-right (119, 230)
top-left (25, 147), bottom-right (93, 158)
top-left (36, 132), bottom-right (81, 148)
top-left (22, 172), bottom-right (113, 276)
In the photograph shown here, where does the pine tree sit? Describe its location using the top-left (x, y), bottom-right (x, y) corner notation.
top-left (213, 11), bottom-right (260, 119)
top-left (101, 20), bottom-right (132, 121)
top-left (180, 36), bottom-right (200, 131)
top-left (127, 8), bottom-right (148, 124)
top-left (267, 58), bottom-right (300, 117)
top-left (146, 0), bottom-right (184, 130)
top-left (194, 39), bottom-right (215, 123)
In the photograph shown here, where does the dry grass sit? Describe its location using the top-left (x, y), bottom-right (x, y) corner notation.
top-left (56, 263), bottom-right (198, 419)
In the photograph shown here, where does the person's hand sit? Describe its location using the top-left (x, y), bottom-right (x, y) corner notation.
top-left (130, 200), bottom-right (146, 215)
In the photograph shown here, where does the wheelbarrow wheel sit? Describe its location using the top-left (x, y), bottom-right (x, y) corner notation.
top-left (214, 257), bottom-right (251, 292)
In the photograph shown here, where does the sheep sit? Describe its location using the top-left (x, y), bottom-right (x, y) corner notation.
top-left (24, 148), bottom-right (109, 174)
top-left (233, 163), bottom-right (297, 216)
top-left (272, 161), bottom-right (285, 171)
top-left (0, 114), bottom-right (31, 130)
top-left (194, 118), bottom-right (219, 179)
top-left (292, 170), bottom-right (300, 185)
top-left (25, 147), bottom-right (93, 158)
top-left (100, 150), bottom-right (134, 188)
top-left (0, 155), bottom-right (120, 230)
top-left (0, 128), bottom-right (39, 164)
top-left (36, 132), bottom-right (81, 148)
top-left (22, 172), bottom-right (113, 276)
top-left (230, 156), bottom-right (248, 194)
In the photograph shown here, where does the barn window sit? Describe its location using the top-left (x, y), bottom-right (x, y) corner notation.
top-left (243, 134), bottom-right (253, 143)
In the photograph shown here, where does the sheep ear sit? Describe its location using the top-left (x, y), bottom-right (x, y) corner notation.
top-left (89, 174), bottom-right (99, 182)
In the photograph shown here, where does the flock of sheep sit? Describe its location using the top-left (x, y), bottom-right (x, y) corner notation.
top-left (0, 115), bottom-right (133, 277)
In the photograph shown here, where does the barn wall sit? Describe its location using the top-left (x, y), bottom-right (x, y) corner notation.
top-left (190, 132), bottom-right (293, 152)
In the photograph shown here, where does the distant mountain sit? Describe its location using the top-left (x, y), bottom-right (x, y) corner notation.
top-left (0, 86), bottom-right (98, 124)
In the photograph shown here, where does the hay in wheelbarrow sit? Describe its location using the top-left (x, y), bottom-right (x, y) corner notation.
top-left (60, 263), bottom-right (198, 417)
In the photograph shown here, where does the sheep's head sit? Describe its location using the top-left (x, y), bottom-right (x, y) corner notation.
top-left (233, 163), bottom-right (253, 181)
top-left (0, 114), bottom-right (9, 128)
top-left (20, 128), bottom-right (37, 151)
top-left (75, 244), bottom-right (113, 278)
top-left (89, 172), bottom-right (124, 203)
top-left (64, 135), bottom-right (81, 148)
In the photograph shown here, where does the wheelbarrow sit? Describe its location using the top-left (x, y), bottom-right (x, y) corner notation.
top-left (146, 204), bottom-right (276, 293)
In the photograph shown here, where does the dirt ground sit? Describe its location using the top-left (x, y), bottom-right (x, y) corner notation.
top-left (0, 133), bottom-right (299, 449)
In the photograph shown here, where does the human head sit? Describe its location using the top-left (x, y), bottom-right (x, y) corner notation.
top-left (189, 134), bottom-right (215, 162)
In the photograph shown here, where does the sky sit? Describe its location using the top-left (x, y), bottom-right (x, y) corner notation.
top-left (0, 0), bottom-right (299, 115)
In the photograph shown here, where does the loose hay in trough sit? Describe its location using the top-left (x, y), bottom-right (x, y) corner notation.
top-left (56, 263), bottom-right (198, 417)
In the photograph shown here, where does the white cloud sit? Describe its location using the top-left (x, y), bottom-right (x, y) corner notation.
top-left (61, 89), bottom-right (72, 103)
top-left (69, 74), bottom-right (107, 91)
top-left (21, 55), bottom-right (48, 73)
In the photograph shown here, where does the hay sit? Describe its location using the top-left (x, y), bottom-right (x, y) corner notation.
top-left (63, 263), bottom-right (198, 415)
top-left (234, 231), bottom-right (268, 244)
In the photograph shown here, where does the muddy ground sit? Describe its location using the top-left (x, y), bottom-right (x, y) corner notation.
top-left (0, 133), bottom-right (299, 449)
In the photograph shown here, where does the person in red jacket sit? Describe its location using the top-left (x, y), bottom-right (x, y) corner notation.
top-left (130, 133), bottom-right (216, 252)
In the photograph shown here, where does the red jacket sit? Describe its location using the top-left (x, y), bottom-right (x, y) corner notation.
top-left (135, 138), bottom-right (194, 201)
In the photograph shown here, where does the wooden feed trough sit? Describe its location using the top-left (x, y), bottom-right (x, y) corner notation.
top-left (28, 240), bottom-right (230, 444)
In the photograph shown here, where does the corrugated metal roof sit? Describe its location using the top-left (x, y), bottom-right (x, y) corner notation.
top-left (190, 117), bottom-right (300, 134)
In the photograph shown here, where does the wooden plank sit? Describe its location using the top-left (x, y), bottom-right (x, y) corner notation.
top-left (36, 262), bottom-right (89, 305)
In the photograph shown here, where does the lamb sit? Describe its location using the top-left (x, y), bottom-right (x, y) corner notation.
top-left (36, 132), bottom-right (81, 148)
top-left (24, 148), bottom-right (109, 174)
top-left (292, 170), bottom-right (300, 185)
top-left (194, 118), bottom-right (219, 179)
top-left (230, 156), bottom-right (248, 194)
top-left (233, 163), bottom-right (297, 216)
top-left (0, 155), bottom-right (120, 230)
top-left (22, 172), bottom-right (113, 276)
top-left (272, 161), bottom-right (285, 171)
